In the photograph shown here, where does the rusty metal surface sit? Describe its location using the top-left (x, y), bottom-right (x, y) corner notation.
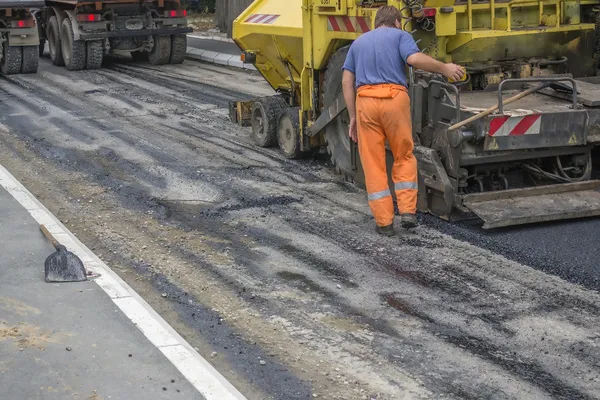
top-left (463, 181), bottom-right (600, 229)
top-left (460, 91), bottom-right (573, 114)
top-left (539, 79), bottom-right (600, 107)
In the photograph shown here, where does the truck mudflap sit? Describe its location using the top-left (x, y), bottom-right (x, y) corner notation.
top-left (462, 181), bottom-right (600, 229)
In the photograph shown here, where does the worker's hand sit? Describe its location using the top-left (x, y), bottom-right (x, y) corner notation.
top-left (349, 117), bottom-right (358, 143)
top-left (442, 63), bottom-right (465, 82)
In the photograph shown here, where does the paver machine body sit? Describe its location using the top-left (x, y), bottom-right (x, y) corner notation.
top-left (232, 0), bottom-right (600, 229)
top-left (0, 0), bottom-right (44, 74)
top-left (34, 0), bottom-right (191, 71)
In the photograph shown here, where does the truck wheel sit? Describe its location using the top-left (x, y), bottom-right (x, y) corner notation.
top-left (1, 45), bottom-right (22, 75)
top-left (169, 34), bottom-right (186, 64)
top-left (250, 96), bottom-right (288, 147)
top-left (61, 18), bottom-right (86, 71)
top-left (86, 40), bottom-right (103, 70)
top-left (131, 51), bottom-right (148, 62)
top-left (278, 107), bottom-right (303, 159)
top-left (148, 35), bottom-right (171, 65)
top-left (21, 46), bottom-right (39, 74)
top-left (47, 16), bottom-right (63, 66)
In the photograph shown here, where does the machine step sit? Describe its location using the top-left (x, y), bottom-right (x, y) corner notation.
top-left (463, 181), bottom-right (600, 229)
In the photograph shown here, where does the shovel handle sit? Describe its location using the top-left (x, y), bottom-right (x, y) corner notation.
top-left (40, 225), bottom-right (59, 248)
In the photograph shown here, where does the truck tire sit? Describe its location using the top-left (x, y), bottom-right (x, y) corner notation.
top-left (61, 18), bottom-right (86, 71)
top-left (169, 34), bottom-right (186, 64)
top-left (250, 96), bottom-right (288, 147)
top-left (47, 16), bottom-right (63, 66)
top-left (21, 46), bottom-right (39, 74)
top-left (86, 40), bottom-right (103, 70)
top-left (1, 45), bottom-right (22, 75)
top-left (322, 45), bottom-right (365, 185)
top-left (278, 107), bottom-right (303, 159)
top-left (148, 35), bottom-right (171, 65)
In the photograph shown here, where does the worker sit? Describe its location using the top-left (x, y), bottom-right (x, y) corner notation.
top-left (342, 5), bottom-right (464, 237)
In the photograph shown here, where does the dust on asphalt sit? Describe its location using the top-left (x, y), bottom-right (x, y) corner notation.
top-left (0, 56), bottom-right (599, 400)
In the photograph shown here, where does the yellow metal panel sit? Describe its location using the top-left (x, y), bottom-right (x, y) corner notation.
top-left (436, 10), bottom-right (457, 36)
top-left (313, 0), bottom-right (347, 15)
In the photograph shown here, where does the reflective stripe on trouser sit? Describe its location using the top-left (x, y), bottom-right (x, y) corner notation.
top-left (357, 84), bottom-right (418, 227)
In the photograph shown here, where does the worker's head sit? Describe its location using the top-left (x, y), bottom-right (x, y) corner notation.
top-left (375, 6), bottom-right (402, 29)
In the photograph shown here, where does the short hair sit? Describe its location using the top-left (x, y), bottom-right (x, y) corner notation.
top-left (375, 6), bottom-right (401, 28)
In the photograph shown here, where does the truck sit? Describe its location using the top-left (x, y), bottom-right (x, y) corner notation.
top-left (34, 0), bottom-right (191, 71)
top-left (0, 0), bottom-right (44, 74)
top-left (229, 0), bottom-right (600, 229)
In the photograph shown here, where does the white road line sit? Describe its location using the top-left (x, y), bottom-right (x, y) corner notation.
top-left (0, 164), bottom-right (247, 400)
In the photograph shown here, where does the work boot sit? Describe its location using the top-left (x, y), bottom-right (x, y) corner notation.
top-left (401, 213), bottom-right (418, 230)
top-left (376, 224), bottom-right (395, 237)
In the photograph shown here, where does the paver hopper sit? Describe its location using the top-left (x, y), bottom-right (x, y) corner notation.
top-left (231, 0), bottom-right (600, 229)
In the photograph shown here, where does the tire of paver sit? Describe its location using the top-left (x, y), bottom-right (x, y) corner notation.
top-left (61, 18), bottom-right (86, 71)
top-left (131, 51), bottom-right (148, 62)
top-left (21, 46), bottom-right (39, 74)
top-left (148, 35), bottom-right (171, 65)
top-left (278, 107), bottom-right (303, 159)
top-left (169, 34), bottom-right (186, 64)
top-left (1, 45), bottom-right (22, 75)
top-left (47, 16), bottom-right (63, 66)
top-left (86, 40), bottom-right (103, 70)
top-left (250, 96), bottom-right (288, 147)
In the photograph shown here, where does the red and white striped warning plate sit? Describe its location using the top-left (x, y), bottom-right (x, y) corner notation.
top-left (245, 14), bottom-right (280, 24)
top-left (489, 115), bottom-right (542, 136)
top-left (327, 16), bottom-right (370, 33)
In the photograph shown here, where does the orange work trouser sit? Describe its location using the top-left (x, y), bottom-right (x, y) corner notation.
top-left (356, 84), bottom-right (417, 227)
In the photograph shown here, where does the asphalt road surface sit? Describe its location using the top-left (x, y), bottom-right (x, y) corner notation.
top-left (0, 54), bottom-right (598, 400)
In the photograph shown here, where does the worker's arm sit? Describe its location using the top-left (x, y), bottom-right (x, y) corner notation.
top-left (406, 52), bottom-right (464, 82)
top-left (342, 69), bottom-right (358, 143)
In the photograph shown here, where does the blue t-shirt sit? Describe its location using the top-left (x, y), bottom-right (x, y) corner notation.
top-left (342, 27), bottom-right (420, 88)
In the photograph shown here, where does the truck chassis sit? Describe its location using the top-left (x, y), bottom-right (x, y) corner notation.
top-left (35, 0), bottom-right (191, 71)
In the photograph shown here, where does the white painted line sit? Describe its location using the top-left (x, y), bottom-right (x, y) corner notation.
top-left (0, 165), bottom-right (247, 400)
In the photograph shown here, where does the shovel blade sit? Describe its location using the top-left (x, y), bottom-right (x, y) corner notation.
top-left (44, 245), bottom-right (87, 283)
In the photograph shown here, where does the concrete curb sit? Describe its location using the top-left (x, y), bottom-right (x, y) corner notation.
top-left (186, 46), bottom-right (256, 71)
top-left (0, 165), bottom-right (248, 400)
top-left (188, 33), bottom-right (234, 43)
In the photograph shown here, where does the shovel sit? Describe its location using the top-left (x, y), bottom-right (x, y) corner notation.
top-left (40, 225), bottom-right (88, 283)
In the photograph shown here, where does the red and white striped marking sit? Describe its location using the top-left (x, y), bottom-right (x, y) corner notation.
top-left (489, 115), bottom-right (542, 137)
top-left (244, 14), bottom-right (280, 24)
top-left (327, 16), bottom-right (370, 33)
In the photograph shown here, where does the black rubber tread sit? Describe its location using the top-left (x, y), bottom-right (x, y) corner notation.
top-left (322, 45), bottom-right (365, 185)
top-left (86, 40), bottom-right (103, 70)
top-left (21, 46), bottom-right (39, 74)
top-left (131, 51), bottom-right (149, 62)
top-left (169, 34), bottom-right (186, 64)
top-left (61, 17), bottom-right (86, 71)
top-left (277, 107), bottom-right (303, 159)
top-left (250, 96), bottom-right (288, 147)
top-left (148, 35), bottom-right (171, 65)
top-left (1, 45), bottom-right (22, 75)
top-left (47, 15), bottom-right (63, 66)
